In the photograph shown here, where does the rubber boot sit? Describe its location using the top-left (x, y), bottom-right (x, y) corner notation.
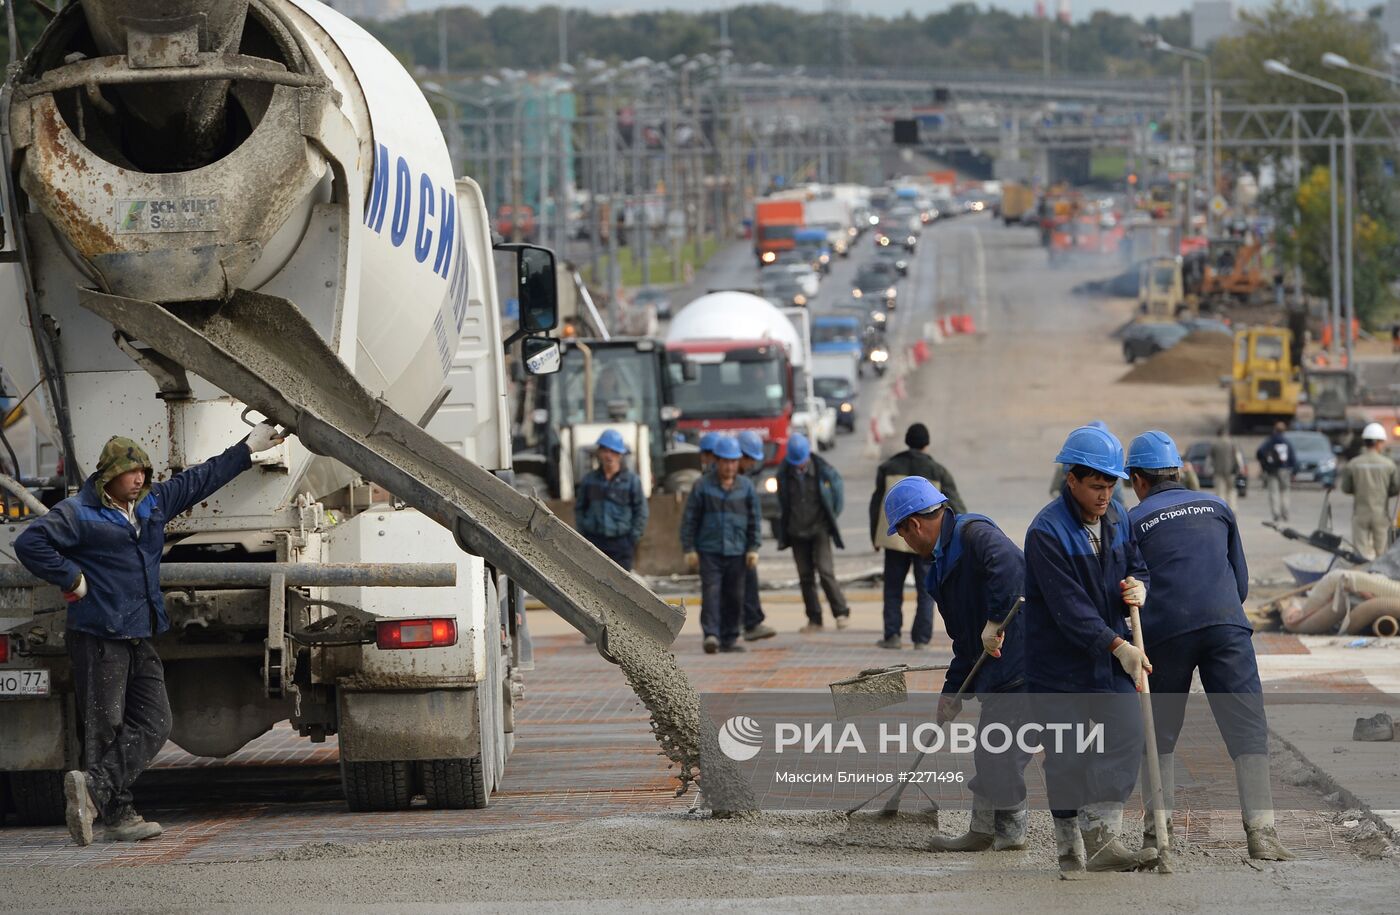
top-left (992, 804), bottom-right (1029, 851)
top-left (1235, 753), bottom-right (1297, 861)
top-left (928, 801), bottom-right (994, 852)
top-left (1054, 816), bottom-right (1086, 877)
top-left (1080, 803), bottom-right (1159, 872)
top-left (1141, 752), bottom-right (1176, 853)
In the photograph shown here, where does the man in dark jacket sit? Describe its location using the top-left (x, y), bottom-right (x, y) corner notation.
top-left (737, 431), bottom-right (776, 641)
top-left (681, 435), bottom-right (761, 654)
top-left (1126, 431), bottom-right (1294, 861)
top-left (1256, 421), bottom-right (1296, 522)
top-left (15, 424), bottom-right (284, 846)
top-left (777, 434), bottom-right (849, 632)
top-left (574, 428), bottom-right (648, 572)
top-left (868, 422), bottom-right (965, 649)
top-left (883, 477), bottom-right (1032, 853)
top-left (1024, 424), bottom-right (1157, 875)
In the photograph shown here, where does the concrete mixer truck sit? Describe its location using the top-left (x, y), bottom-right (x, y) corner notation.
top-left (0, 0), bottom-right (685, 822)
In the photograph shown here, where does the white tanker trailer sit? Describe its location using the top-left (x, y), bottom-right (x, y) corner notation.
top-left (0, 0), bottom-right (691, 822)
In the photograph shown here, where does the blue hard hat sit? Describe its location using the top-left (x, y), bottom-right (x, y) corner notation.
top-left (1055, 425), bottom-right (1129, 480)
top-left (884, 477), bottom-right (949, 536)
top-left (595, 428), bottom-right (630, 455)
top-left (712, 435), bottom-right (742, 461)
top-left (1087, 420), bottom-right (1110, 432)
top-left (699, 431), bottom-right (720, 454)
top-left (1126, 430), bottom-right (1181, 470)
top-left (737, 430), bottom-right (765, 462)
top-left (785, 433), bottom-right (811, 466)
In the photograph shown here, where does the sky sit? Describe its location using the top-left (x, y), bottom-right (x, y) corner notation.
top-left (402, 0), bottom-right (1287, 23)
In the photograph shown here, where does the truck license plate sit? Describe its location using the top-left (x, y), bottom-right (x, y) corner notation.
top-left (0, 669), bottom-right (50, 697)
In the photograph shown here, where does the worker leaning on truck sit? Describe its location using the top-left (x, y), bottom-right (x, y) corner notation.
top-left (574, 429), bottom-right (649, 572)
top-left (13, 424), bottom-right (284, 847)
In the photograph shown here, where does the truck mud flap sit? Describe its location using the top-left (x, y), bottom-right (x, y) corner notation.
top-left (79, 289), bottom-right (685, 651)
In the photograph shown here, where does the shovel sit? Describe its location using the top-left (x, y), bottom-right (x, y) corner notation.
top-left (1130, 601), bottom-right (1173, 874)
top-left (843, 597), bottom-right (1024, 817)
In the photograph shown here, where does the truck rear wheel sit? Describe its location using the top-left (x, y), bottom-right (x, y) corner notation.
top-left (420, 758), bottom-right (488, 809)
top-left (340, 759), bottom-right (415, 811)
top-left (6, 770), bottom-right (65, 826)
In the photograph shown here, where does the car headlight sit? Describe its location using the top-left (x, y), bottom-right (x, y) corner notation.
top-left (852, 288), bottom-right (862, 298)
top-left (794, 294), bottom-right (807, 306)
top-left (886, 287), bottom-right (897, 298)
top-left (878, 237), bottom-right (889, 247)
top-left (870, 348), bottom-right (889, 363)
top-left (868, 215), bottom-right (879, 226)
top-left (839, 402), bottom-right (853, 413)
top-left (1320, 458), bottom-right (1337, 472)
top-left (872, 311), bottom-right (887, 323)
top-left (907, 236), bottom-right (917, 245)
top-left (819, 254), bottom-right (830, 264)
top-left (764, 476), bottom-right (778, 493)
top-left (761, 251), bottom-right (776, 264)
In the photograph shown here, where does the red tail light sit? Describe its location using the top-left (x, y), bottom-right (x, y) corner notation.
top-left (0, 635), bottom-right (9, 664)
top-left (376, 618), bottom-right (458, 650)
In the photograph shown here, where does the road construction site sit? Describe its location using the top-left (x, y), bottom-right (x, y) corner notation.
top-left (4, 216), bottom-right (1399, 911)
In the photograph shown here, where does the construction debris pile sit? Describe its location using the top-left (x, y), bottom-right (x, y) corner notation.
top-left (1120, 332), bottom-right (1234, 386)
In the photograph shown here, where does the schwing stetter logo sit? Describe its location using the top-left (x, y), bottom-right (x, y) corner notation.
top-left (718, 716), bottom-right (764, 761)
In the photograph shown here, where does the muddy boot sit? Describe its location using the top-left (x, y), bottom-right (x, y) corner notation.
top-left (1235, 753), bottom-right (1297, 861)
top-left (63, 770), bottom-right (96, 847)
top-left (1141, 752), bottom-right (1176, 853)
top-left (928, 801), bottom-right (994, 852)
top-left (1080, 803), bottom-right (1159, 872)
top-left (992, 804), bottom-right (1029, 851)
top-left (1054, 816), bottom-right (1086, 877)
top-left (103, 807), bottom-right (163, 842)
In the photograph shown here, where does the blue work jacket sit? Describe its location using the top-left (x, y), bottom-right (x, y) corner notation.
top-left (15, 443), bottom-right (252, 639)
top-left (1127, 481), bottom-right (1251, 649)
top-left (576, 467), bottom-right (648, 543)
top-left (926, 511), bottom-right (1026, 696)
top-left (1023, 487), bottom-right (1149, 693)
top-left (681, 471), bottom-right (761, 557)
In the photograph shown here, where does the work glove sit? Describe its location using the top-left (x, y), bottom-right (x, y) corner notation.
top-left (63, 572), bottom-right (88, 603)
top-left (245, 422), bottom-right (285, 454)
top-left (1112, 641), bottom-right (1153, 692)
top-left (1119, 576), bottom-right (1146, 609)
top-left (936, 694), bottom-right (962, 725)
top-left (980, 618), bottom-right (1005, 657)
top-left (745, 551), bottom-right (760, 570)
top-left (685, 551), bottom-right (700, 573)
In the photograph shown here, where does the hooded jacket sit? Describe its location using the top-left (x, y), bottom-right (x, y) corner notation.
top-left (15, 439), bottom-right (252, 639)
top-left (925, 511), bottom-right (1026, 695)
top-left (1023, 486), bottom-right (1149, 693)
top-left (1128, 481), bottom-right (1250, 648)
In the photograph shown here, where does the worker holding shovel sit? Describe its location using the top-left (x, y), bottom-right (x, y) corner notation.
top-left (1126, 431), bottom-right (1295, 862)
top-left (882, 477), bottom-right (1033, 853)
top-left (1024, 424), bottom-right (1159, 876)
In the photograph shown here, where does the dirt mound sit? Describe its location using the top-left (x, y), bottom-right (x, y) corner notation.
top-left (1120, 331), bottom-right (1234, 385)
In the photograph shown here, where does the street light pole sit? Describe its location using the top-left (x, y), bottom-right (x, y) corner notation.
top-left (1150, 38), bottom-right (1214, 237)
top-left (1266, 59), bottom-right (1353, 369)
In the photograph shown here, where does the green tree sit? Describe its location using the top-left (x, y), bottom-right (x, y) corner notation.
top-left (1213, 0), bottom-right (1399, 325)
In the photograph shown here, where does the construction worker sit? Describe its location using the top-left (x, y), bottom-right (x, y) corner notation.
top-left (1024, 424), bottom-right (1158, 875)
top-left (1338, 423), bottom-right (1400, 561)
top-left (681, 435), bottom-right (761, 654)
top-left (1256, 421), bottom-right (1296, 523)
top-left (1125, 431), bottom-right (1295, 861)
top-left (574, 429), bottom-right (648, 572)
top-left (777, 433), bottom-right (850, 632)
top-left (869, 422), bottom-right (965, 649)
top-left (1048, 420), bottom-right (1125, 504)
top-left (1210, 425), bottom-right (1241, 509)
top-left (698, 431), bottom-right (720, 474)
top-left (737, 431), bottom-right (776, 641)
top-left (14, 424), bottom-right (285, 846)
top-left (882, 478), bottom-right (1032, 854)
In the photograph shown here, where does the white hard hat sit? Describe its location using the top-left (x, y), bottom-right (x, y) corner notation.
top-left (1362, 422), bottom-right (1387, 442)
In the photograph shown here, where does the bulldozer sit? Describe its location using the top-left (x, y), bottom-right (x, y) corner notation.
top-left (1229, 327), bottom-right (1301, 433)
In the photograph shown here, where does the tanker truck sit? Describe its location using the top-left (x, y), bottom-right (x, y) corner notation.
top-left (0, 0), bottom-right (685, 822)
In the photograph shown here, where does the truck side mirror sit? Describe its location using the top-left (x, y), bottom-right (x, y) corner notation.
top-left (496, 243), bottom-right (558, 335)
top-left (522, 336), bottom-right (562, 375)
top-left (682, 358), bottom-right (698, 382)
